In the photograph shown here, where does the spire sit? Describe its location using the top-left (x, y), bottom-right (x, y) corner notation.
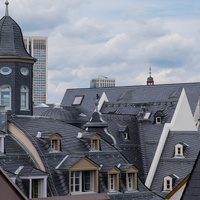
top-left (5, 0), bottom-right (9, 16)
top-left (149, 64), bottom-right (152, 77)
top-left (147, 64), bottom-right (154, 86)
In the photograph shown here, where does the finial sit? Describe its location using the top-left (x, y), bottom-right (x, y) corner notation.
top-left (149, 64), bottom-right (152, 77)
top-left (5, 0), bottom-right (9, 16)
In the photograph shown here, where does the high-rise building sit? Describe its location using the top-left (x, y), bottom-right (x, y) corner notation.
top-left (24, 36), bottom-right (48, 104)
top-left (90, 77), bottom-right (115, 88)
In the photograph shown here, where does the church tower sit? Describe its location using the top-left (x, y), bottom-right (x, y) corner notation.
top-left (0, 1), bottom-right (36, 115)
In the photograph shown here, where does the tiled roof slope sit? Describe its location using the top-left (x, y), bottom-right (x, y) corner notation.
top-left (0, 16), bottom-right (35, 61)
top-left (181, 151), bottom-right (200, 200)
top-left (7, 115), bottom-right (163, 199)
top-left (150, 131), bottom-right (200, 198)
top-left (61, 82), bottom-right (200, 115)
top-left (100, 100), bottom-right (176, 182)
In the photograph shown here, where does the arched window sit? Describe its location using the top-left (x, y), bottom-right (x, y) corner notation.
top-left (21, 85), bottom-right (28, 110)
top-left (0, 85), bottom-right (11, 109)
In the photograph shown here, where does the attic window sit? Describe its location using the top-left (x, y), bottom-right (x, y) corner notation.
top-left (144, 112), bottom-right (151, 119)
top-left (163, 175), bottom-right (179, 191)
top-left (124, 132), bottom-right (129, 140)
top-left (156, 117), bottom-right (161, 124)
top-left (72, 96), bottom-right (84, 105)
top-left (174, 143), bottom-right (188, 158)
top-left (164, 176), bottom-right (173, 191)
top-left (91, 134), bottom-right (101, 151)
top-left (51, 139), bottom-right (60, 151)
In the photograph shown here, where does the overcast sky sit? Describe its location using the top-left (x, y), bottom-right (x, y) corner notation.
top-left (1, 1), bottom-right (200, 103)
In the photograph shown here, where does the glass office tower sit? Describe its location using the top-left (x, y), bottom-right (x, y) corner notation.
top-left (24, 36), bottom-right (48, 104)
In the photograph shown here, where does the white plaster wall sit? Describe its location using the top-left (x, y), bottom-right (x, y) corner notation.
top-left (169, 183), bottom-right (186, 200)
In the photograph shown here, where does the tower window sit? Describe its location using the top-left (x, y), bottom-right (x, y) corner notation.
top-left (20, 85), bottom-right (29, 110)
top-left (0, 85), bottom-right (11, 110)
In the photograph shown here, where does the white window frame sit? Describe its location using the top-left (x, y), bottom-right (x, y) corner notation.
top-left (72, 96), bottom-right (84, 105)
top-left (175, 143), bottom-right (184, 157)
top-left (128, 173), bottom-right (134, 190)
top-left (124, 132), bottom-right (129, 140)
top-left (164, 176), bottom-right (173, 191)
top-left (109, 174), bottom-right (116, 192)
top-left (0, 85), bottom-right (11, 110)
top-left (71, 171), bottom-right (94, 193)
top-left (144, 112), bottom-right (151, 119)
top-left (20, 176), bottom-right (47, 199)
top-left (156, 117), bottom-right (161, 124)
top-left (20, 85), bottom-right (29, 110)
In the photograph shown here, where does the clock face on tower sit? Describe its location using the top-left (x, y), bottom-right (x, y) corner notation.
top-left (20, 67), bottom-right (29, 76)
top-left (0, 66), bottom-right (12, 75)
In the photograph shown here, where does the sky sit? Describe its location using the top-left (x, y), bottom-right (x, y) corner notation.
top-left (1, 0), bottom-right (200, 103)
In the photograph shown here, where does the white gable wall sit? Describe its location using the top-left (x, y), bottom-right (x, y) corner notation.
top-left (145, 88), bottom-right (196, 188)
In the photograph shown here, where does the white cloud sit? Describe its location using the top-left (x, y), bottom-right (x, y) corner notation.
top-left (1, 0), bottom-right (200, 103)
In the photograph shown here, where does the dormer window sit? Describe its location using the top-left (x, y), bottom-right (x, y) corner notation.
top-left (124, 165), bottom-right (138, 191)
top-left (38, 132), bottom-right (62, 152)
top-left (174, 143), bottom-right (188, 158)
top-left (164, 176), bottom-right (172, 191)
top-left (156, 117), bottom-right (161, 124)
top-left (56, 156), bottom-right (100, 194)
top-left (154, 111), bottom-right (164, 124)
top-left (72, 95), bottom-right (84, 105)
top-left (51, 139), bottom-right (60, 151)
top-left (91, 134), bottom-right (101, 151)
top-left (163, 175), bottom-right (179, 191)
top-left (124, 132), bottom-right (129, 140)
top-left (108, 167), bottom-right (120, 192)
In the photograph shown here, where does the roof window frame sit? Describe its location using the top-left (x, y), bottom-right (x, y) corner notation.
top-left (72, 95), bottom-right (84, 106)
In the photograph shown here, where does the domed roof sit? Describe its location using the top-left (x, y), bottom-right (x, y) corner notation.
top-left (41, 107), bottom-right (73, 122)
top-left (0, 8), bottom-right (36, 62)
top-left (147, 76), bottom-right (154, 82)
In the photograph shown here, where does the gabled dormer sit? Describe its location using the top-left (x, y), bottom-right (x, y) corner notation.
top-left (174, 142), bottom-right (188, 158)
top-left (107, 166), bottom-right (121, 192)
top-left (154, 111), bottom-right (164, 124)
top-left (118, 125), bottom-right (130, 140)
top-left (163, 174), bottom-right (179, 191)
top-left (77, 132), bottom-right (101, 151)
top-left (120, 164), bottom-right (138, 191)
top-left (37, 131), bottom-right (62, 152)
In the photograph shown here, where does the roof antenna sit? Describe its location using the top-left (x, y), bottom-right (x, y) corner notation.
top-left (5, 0), bottom-right (9, 16)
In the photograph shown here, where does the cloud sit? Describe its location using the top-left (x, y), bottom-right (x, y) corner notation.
top-left (1, 0), bottom-right (200, 103)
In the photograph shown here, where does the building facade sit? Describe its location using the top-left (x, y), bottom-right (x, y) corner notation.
top-left (90, 77), bottom-right (115, 88)
top-left (23, 36), bottom-right (48, 104)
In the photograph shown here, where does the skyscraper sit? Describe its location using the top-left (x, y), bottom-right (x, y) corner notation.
top-left (24, 36), bottom-right (48, 104)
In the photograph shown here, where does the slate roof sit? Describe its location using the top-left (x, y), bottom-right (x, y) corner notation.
top-left (181, 151), bottom-right (200, 200)
top-left (150, 131), bottom-right (200, 198)
top-left (61, 82), bottom-right (200, 115)
top-left (0, 16), bottom-right (36, 61)
top-left (7, 115), bottom-right (163, 199)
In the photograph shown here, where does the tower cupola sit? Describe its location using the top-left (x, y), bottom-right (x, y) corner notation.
top-left (147, 65), bottom-right (154, 86)
top-left (0, 1), bottom-right (36, 115)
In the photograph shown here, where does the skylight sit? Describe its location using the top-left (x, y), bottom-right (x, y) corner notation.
top-left (72, 96), bottom-right (84, 105)
top-left (144, 112), bottom-right (151, 119)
